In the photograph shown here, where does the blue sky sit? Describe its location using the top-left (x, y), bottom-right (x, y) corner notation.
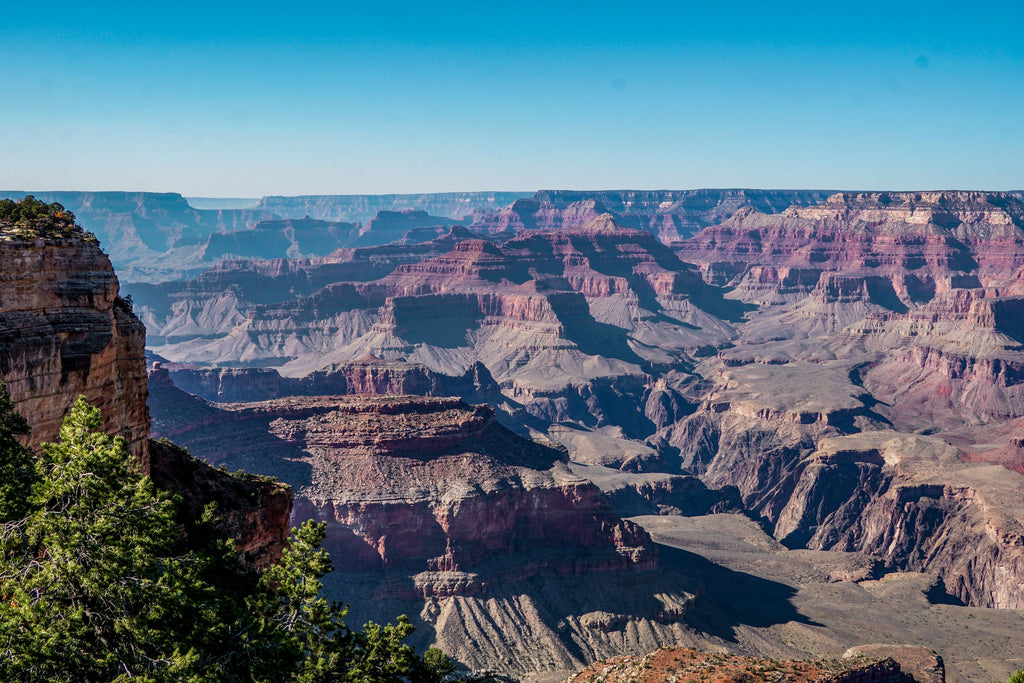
top-left (2, 1), bottom-right (1022, 195)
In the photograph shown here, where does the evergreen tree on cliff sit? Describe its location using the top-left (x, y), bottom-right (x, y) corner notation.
top-left (0, 392), bottom-right (455, 682)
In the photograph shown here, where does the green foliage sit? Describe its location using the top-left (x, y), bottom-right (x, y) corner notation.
top-left (0, 396), bottom-right (236, 680)
top-left (1008, 670), bottom-right (1024, 683)
top-left (0, 395), bottom-right (459, 682)
top-left (0, 195), bottom-right (94, 241)
top-left (0, 383), bottom-right (34, 522)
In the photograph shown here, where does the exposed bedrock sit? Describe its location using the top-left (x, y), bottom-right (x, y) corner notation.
top-left (161, 356), bottom-right (502, 404)
top-left (676, 191), bottom-right (1024, 295)
top-left (255, 191), bottom-right (530, 224)
top-left (673, 381), bottom-right (1024, 609)
top-left (156, 393), bottom-right (658, 582)
top-left (141, 191), bottom-right (1024, 624)
top-left (775, 434), bottom-right (1024, 610)
top-left (146, 385), bottom-right (698, 674)
top-left (127, 228), bottom-right (482, 344)
top-left (149, 438), bottom-right (293, 569)
top-left (470, 189), bottom-right (836, 243)
top-left (0, 233), bottom-right (150, 461)
top-left (0, 225), bottom-right (292, 572)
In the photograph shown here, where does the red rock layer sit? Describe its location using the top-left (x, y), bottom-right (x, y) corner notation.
top-left (149, 438), bottom-right (293, 569)
top-left (0, 230), bottom-right (292, 570)
top-left (675, 191), bottom-right (1024, 294)
top-left (0, 234), bottom-right (150, 463)
top-left (149, 390), bottom-right (659, 595)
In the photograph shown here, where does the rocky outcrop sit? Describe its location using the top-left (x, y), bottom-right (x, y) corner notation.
top-left (148, 438), bottom-right (292, 569)
top-left (126, 228), bottom-right (485, 346)
top-left (704, 427), bottom-right (1024, 609)
top-left (145, 385), bottom-right (700, 675)
top-left (843, 646), bottom-right (944, 683)
top-left (564, 646), bottom-right (929, 683)
top-left (152, 392), bottom-right (657, 579)
top-left (159, 356), bottom-right (502, 404)
top-left (353, 210), bottom-right (459, 246)
top-left (146, 216), bottom-right (740, 441)
top-left (675, 191), bottom-right (1024, 294)
top-left (202, 217), bottom-right (359, 260)
top-left (0, 190), bottom-right (276, 282)
top-left (0, 230), bottom-right (150, 463)
top-left (0, 218), bottom-right (292, 573)
top-left (137, 189), bottom-right (1024, 673)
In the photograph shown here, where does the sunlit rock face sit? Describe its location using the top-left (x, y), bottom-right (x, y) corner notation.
top-left (0, 223), bottom-right (292, 571)
top-left (0, 229), bottom-right (150, 464)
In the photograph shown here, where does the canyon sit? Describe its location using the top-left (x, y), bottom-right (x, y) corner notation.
top-left (7, 189), bottom-right (1024, 681)
top-left (135, 190), bottom-right (1024, 681)
top-left (1, 189), bottom-right (847, 282)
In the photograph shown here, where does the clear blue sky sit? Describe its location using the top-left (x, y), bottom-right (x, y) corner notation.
top-left (2, 1), bottom-right (1022, 195)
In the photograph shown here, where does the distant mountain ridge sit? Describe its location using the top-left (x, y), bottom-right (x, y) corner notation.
top-left (10, 189), bottom-right (1022, 284)
top-left (255, 191), bottom-right (532, 223)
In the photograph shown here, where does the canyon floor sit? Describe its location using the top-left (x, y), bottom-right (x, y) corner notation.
top-left (618, 514), bottom-right (1024, 683)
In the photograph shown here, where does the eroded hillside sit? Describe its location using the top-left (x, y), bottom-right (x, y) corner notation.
top-left (141, 190), bottom-right (1024, 680)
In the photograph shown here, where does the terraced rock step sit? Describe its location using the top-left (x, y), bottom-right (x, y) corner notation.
top-left (563, 646), bottom-right (943, 683)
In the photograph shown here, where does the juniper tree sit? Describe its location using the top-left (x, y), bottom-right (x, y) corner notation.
top-left (0, 395), bottom-right (457, 682)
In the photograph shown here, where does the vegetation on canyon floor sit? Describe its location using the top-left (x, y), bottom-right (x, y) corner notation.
top-left (0, 388), bottom-right (455, 682)
top-left (0, 195), bottom-right (96, 241)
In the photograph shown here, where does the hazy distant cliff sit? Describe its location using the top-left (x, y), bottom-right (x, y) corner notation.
top-left (256, 191), bottom-right (531, 223)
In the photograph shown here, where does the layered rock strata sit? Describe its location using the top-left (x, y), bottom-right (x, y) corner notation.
top-left (146, 381), bottom-right (704, 674)
top-left (149, 438), bottom-right (293, 569)
top-left (157, 356), bottom-right (503, 405)
top-left (144, 216), bottom-right (739, 446)
top-left (0, 229), bottom-right (150, 462)
top-left (563, 646), bottom-right (938, 683)
top-left (471, 189), bottom-right (836, 242)
top-left (0, 220), bottom-right (291, 570)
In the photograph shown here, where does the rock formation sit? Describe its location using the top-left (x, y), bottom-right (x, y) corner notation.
top-left (655, 191), bottom-right (1024, 609)
top-left (127, 227), bottom-right (485, 346)
top-left (141, 190), bottom-right (1024, 674)
top-left (255, 191), bottom-right (530, 224)
top-left (157, 355), bottom-right (502, 404)
top-left (563, 646), bottom-right (938, 683)
top-left (145, 384), bottom-right (698, 674)
top-left (470, 189), bottom-right (837, 242)
top-left (0, 190), bottom-right (276, 282)
top-left (0, 211), bottom-right (291, 569)
top-left (202, 217), bottom-right (360, 261)
top-left (149, 438), bottom-right (293, 568)
top-left (0, 226), bottom-right (150, 461)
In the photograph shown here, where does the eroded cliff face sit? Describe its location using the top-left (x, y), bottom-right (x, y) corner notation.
top-left (776, 433), bottom-right (1024, 610)
top-left (148, 438), bottom-right (293, 569)
top-left (145, 216), bottom-right (740, 448)
top-left (147, 384), bottom-right (702, 674)
top-left (141, 190), bottom-right (1024, 673)
top-left (0, 232), bottom-right (150, 463)
top-left (0, 225), bottom-right (292, 570)
top-left (652, 193), bottom-right (1024, 608)
top-left (470, 189), bottom-right (836, 243)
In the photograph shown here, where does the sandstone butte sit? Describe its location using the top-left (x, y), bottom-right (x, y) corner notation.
top-left (135, 191), bottom-right (1024, 681)
top-left (0, 218), bottom-right (292, 569)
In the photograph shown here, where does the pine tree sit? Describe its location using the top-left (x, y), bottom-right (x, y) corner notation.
top-left (0, 383), bottom-right (34, 522)
top-left (0, 396), bottom-right (237, 681)
top-left (0, 395), bottom-right (458, 682)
